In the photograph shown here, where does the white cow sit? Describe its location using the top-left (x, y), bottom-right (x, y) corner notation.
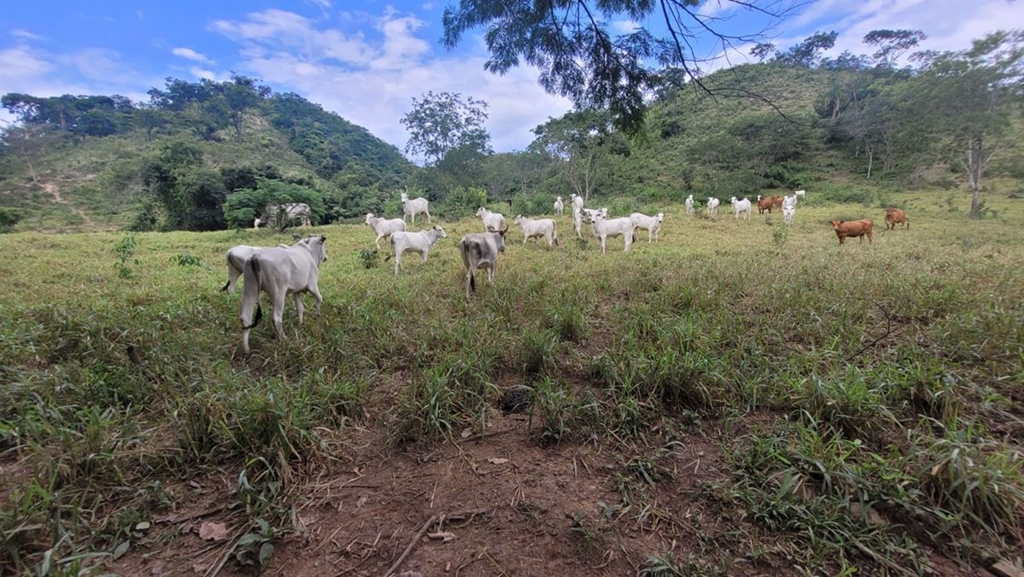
top-left (570, 193), bottom-right (585, 212)
top-left (782, 194), bottom-right (798, 225)
top-left (572, 207), bottom-right (584, 238)
top-left (513, 215), bottom-right (558, 247)
top-left (630, 212), bottom-right (664, 243)
top-left (706, 197), bottom-right (720, 217)
top-left (364, 213), bottom-right (406, 249)
top-left (794, 190), bottom-right (806, 198)
top-left (476, 207), bottom-right (506, 232)
top-left (554, 196), bottom-right (564, 216)
top-left (387, 226), bottom-right (447, 275)
top-left (256, 203), bottom-right (312, 229)
top-left (239, 235), bottom-right (328, 354)
top-left (222, 242), bottom-right (292, 294)
top-left (459, 228), bottom-right (508, 299)
top-left (587, 213), bottom-right (635, 254)
top-left (400, 192), bottom-right (431, 224)
top-left (729, 197), bottom-right (752, 220)
top-left (685, 195), bottom-right (695, 215)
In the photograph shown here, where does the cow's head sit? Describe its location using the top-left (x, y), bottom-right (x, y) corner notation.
top-left (830, 220), bottom-right (843, 230)
top-left (497, 226), bottom-right (508, 252)
top-left (365, 213), bottom-right (376, 225)
top-left (433, 226), bottom-right (447, 239)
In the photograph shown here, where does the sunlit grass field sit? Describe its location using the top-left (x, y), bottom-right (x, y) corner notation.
top-left (1, 190), bottom-right (1023, 575)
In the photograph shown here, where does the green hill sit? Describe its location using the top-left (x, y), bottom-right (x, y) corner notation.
top-left (0, 77), bottom-right (414, 232)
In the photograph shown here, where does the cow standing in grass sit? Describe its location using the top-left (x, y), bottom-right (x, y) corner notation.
top-left (239, 235), bottom-right (328, 354)
top-left (831, 220), bottom-right (873, 245)
top-left (884, 208), bottom-right (909, 230)
top-left (459, 228), bottom-right (508, 298)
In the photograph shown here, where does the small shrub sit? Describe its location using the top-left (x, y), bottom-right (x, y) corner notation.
top-left (112, 232), bottom-right (138, 279)
top-left (0, 207), bottom-right (24, 233)
top-left (358, 248), bottom-right (379, 269)
top-left (170, 253), bottom-right (202, 267)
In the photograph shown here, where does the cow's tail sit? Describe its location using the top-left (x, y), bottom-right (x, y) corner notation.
top-left (241, 256), bottom-right (263, 329)
top-left (384, 234), bottom-right (396, 261)
top-left (553, 230), bottom-right (559, 246)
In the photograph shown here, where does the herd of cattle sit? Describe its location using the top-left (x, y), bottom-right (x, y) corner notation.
top-left (229, 193), bottom-right (909, 352)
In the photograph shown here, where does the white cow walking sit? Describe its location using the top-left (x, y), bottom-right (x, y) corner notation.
top-left (386, 226), bottom-right (448, 275)
top-left (706, 197), bottom-right (720, 217)
top-left (364, 213), bottom-right (407, 249)
top-left (476, 207), bottom-right (506, 232)
top-left (459, 228), bottom-right (508, 299)
top-left (513, 215), bottom-right (558, 247)
top-left (400, 192), bottom-right (431, 224)
top-left (630, 212), bottom-right (664, 242)
top-left (729, 197), bottom-right (752, 220)
top-left (239, 235), bottom-right (328, 354)
top-left (222, 242), bottom-right (292, 294)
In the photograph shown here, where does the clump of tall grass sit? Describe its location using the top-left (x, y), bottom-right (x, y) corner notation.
top-left (392, 354), bottom-right (495, 445)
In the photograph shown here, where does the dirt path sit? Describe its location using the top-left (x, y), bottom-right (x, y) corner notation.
top-left (40, 180), bottom-right (94, 229)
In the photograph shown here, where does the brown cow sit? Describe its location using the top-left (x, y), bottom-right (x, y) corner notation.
top-left (771, 196), bottom-right (783, 211)
top-left (831, 219), bottom-right (873, 245)
top-left (884, 208), bottom-right (909, 230)
top-left (756, 195), bottom-right (774, 214)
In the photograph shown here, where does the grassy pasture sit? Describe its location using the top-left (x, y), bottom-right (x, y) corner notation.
top-left (1, 190), bottom-right (1023, 576)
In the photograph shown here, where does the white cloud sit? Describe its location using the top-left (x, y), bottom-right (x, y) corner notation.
top-left (11, 29), bottom-right (46, 41)
top-left (213, 8), bottom-right (572, 153)
top-left (308, 0), bottom-right (332, 9)
top-left (611, 19), bottom-right (640, 34)
top-left (0, 45), bottom-right (53, 85)
top-left (172, 47), bottom-right (214, 64)
top-left (189, 66), bottom-right (217, 81)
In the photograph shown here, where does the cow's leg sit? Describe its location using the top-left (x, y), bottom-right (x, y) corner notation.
top-left (226, 265), bottom-right (241, 294)
top-left (308, 282), bottom-right (323, 313)
top-left (294, 293), bottom-right (305, 324)
top-left (488, 262), bottom-right (496, 285)
top-left (425, 210), bottom-right (431, 223)
top-left (394, 251), bottom-right (402, 275)
top-left (271, 290), bottom-right (287, 340)
top-left (420, 250), bottom-right (428, 264)
top-left (375, 234), bottom-right (382, 249)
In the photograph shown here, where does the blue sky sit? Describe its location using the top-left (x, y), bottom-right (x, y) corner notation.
top-left (2, 0), bottom-right (1022, 156)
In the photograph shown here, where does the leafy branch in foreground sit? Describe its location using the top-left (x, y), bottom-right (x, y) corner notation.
top-left (442, 0), bottom-right (799, 136)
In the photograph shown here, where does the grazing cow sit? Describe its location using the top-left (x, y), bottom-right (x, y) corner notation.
top-left (729, 197), bottom-right (752, 221)
top-left (685, 194), bottom-right (695, 215)
top-left (884, 208), bottom-right (909, 230)
top-left (364, 213), bottom-right (406, 249)
top-left (630, 212), bottom-right (664, 242)
top-left (586, 213), bottom-right (635, 254)
top-left (476, 207), bottom-right (506, 232)
top-left (459, 228), bottom-right (508, 298)
top-left (222, 242), bottom-right (292, 294)
top-left (513, 215), bottom-right (558, 247)
top-left (400, 192), bottom-right (431, 224)
top-left (782, 195), bottom-right (798, 226)
top-left (256, 203), bottom-right (313, 229)
top-left (756, 195), bottom-right (773, 215)
top-left (554, 196), bottom-right (564, 216)
top-left (239, 235), bottom-right (328, 354)
top-left (831, 219), bottom-right (873, 245)
top-left (387, 226), bottom-right (448, 275)
top-left (706, 197), bottom-right (720, 217)
top-left (794, 190), bottom-right (807, 198)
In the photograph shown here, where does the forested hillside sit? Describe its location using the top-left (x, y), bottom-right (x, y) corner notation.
top-left (0, 76), bottom-right (414, 232)
top-left (1, 29), bottom-right (1022, 232)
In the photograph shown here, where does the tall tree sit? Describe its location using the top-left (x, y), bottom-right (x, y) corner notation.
top-left (863, 29), bottom-right (927, 68)
top-left (442, 0), bottom-right (798, 137)
top-left (530, 110), bottom-right (613, 202)
top-left (400, 91), bottom-right (491, 166)
top-left (915, 30), bottom-right (1024, 217)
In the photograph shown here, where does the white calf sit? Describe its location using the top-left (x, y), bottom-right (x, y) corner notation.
top-left (513, 215), bottom-right (558, 247)
top-left (365, 212), bottom-right (406, 249)
top-left (388, 226), bottom-right (447, 275)
top-left (782, 194), bottom-right (798, 225)
top-left (459, 228), bottom-right (508, 298)
top-left (240, 235), bottom-right (328, 354)
top-left (554, 196), bottom-right (564, 216)
top-left (630, 212), bottom-right (664, 243)
top-left (729, 197), bottom-right (752, 220)
top-left (573, 207), bottom-right (584, 238)
top-left (588, 214), bottom-right (635, 254)
top-left (685, 195), bottom-right (695, 215)
top-left (475, 207), bottom-right (506, 232)
top-left (706, 197), bottom-right (720, 217)
top-left (570, 193), bottom-right (585, 212)
top-left (400, 192), bottom-right (431, 224)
